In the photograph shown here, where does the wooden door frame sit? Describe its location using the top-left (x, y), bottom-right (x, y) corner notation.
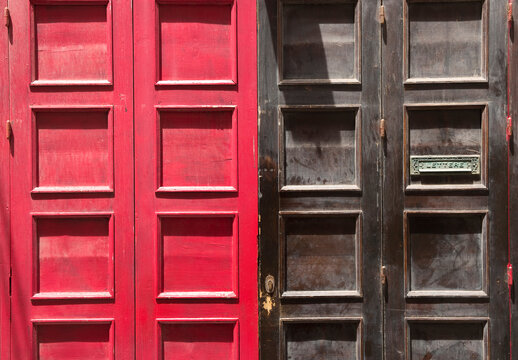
top-left (511, 0), bottom-right (518, 353)
top-left (0, 0), bottom-right (10, 357)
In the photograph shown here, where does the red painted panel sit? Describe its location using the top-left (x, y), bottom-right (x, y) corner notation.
top-left (9, 0), bottom-right (134, 358)
top-left (159, 320), bottom-right (238, 360)
top-left (34, 321), bottom-right (113, 360)
top-left (158, 108), bottom-right (237, 191)
top-left (157, 3), bottom-right (236, 85)
top-left (32, 3), bottom-right (112, 85)
top-left (34, 215), bottom-right (113, 299)
top-left (33, 108), bottom-right (113, 192)
top-left (134, 0), bottom-right (258, 358)
top-left (158, 214), bottom-right (237, 298)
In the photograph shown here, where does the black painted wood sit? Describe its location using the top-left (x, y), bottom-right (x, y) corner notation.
top-left (258, 0), bottom-right (382, 358)
top-left (260, 0), bottom-right (509, 358)
top-left (383, 0), bottom-right (509, 359)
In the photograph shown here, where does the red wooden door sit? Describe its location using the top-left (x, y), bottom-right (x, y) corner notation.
top-left (133, 0), bottom-right (257, 359)
top-left (6, 0), bottom-right (257, 357)
top-left (8, 0), bottom-right (134, 358)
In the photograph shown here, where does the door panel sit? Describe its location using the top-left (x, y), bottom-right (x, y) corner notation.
top-left (9, 0), bottom-right (134, 358)
top-left (258, 0), bottom-right (382, 358)
top-left (383, 0), bottom-right (509, 359)
top-left (133, 0), bottom-right (258, 358)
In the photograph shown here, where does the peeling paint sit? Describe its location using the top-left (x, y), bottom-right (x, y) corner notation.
top-left (262, 295), bottom-right (274, 315)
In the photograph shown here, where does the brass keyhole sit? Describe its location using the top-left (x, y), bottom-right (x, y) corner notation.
top-left (265, 275), bottom-right (275, 295)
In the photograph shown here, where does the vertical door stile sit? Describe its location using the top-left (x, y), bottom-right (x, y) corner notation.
top-left (0, 0), bottom-right (10, 357)
top-left (511, 0), bottom-right (518, 354)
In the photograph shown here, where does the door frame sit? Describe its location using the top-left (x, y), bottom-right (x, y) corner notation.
top-left (0, 0), bottom-right (10, 357)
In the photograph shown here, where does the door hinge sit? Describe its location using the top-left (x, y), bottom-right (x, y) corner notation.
top-left (379, 5), bottom-right (385, 24)
top-left (379, 118), bottom-right (386, 139)
top-left (4, 7), bottom-right (10, 28)
top-left (6, 120), bottom-right (12, 140)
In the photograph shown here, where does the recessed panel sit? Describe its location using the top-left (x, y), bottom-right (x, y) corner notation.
top-left (283, 215), bottom-right (359, 295)
top-left (158, 4), bottom-right (235, 84)
top-left (35, 216), bottom-right (112, 298)
top-left (408, 321), bottom-right (486, 360)
top-left (407, 214), bottom-right (485, 295)
top-left (284, 321), bottom-right (360, 360)
top-left (407, 107), bottom-right (485, 189)
top-left (282, 109), bottom-right (358, 190)
top-left (281, 2), bottom-right (358, 83)
top-left (159, 109), bottom-right (236, 191)
top-left (159, 215), bottom-right (236, 297)
top-left (160, 321), bottom-right (237, 359)
top-left (35, 322), bottom-right (113, 360)
top-left (34, 109), bottom-right (112, 192)
top-left (407, 1), bottom-right (485, 81)
top-left (33, 5), bottom-right (111, 84)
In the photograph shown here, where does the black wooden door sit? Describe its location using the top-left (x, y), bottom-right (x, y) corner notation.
top-left (382, 0), bottom-right (509, 359)
top-left (259, 0), bottom-right (510, 359)
top-left (258, 0), bottom-right (382, 358)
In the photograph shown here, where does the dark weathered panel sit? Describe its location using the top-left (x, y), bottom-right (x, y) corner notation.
top-left (405, 105), bottom-right (488, 191)
top-left (280, 2), bottom-right (358, 83)
top-left (406, 0), bottom-right (486, 82)
top-left (406, 213), bottom-right (487, 297)
top-left (281, 214), bottom-right (360, 296)
top-left (281, 108), bottom-right (359, 190)
top-left (408, 321), bottom-right (487, 360)
top-left (283, 320), bottom-right (360, 360)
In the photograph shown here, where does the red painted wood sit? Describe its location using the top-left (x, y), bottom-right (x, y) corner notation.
top-left (9, 0), bottom-right (134, 358)
top-left (134, 0), bottom-right (258, 358)
top-left (0, 0), bottom-right (10, 355)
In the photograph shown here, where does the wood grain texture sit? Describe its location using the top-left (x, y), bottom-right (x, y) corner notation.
top-left (511, 0), bottom-right (518, 353)
top-left (134, 0), bottom-right (257, 358)
top-left (259, 0), bottom-right (382, 358)
top-left (9, 0), bottom-right (135, 358)
top-left (383, 0), bottom-right (508, 359)
top-left (0, 0), bottom-right (10, 355)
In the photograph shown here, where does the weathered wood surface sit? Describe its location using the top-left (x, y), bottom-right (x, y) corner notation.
top-left (384, 0), bottom-right (508, 359)
top-left (260, 0), bottom-right (509, 358)
top-left (259, 0), bottom-right (382, 358)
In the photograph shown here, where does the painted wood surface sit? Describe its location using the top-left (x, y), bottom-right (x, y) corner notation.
top-left (134, 0), bottom-right (258, 358)
top-left (7, 0), bottom-right (258, 358)
top-left (260, 0), bottom-right (510, 358)
top-left (258, 0), bottom-right (383, 358)
top-left (0, 0), bottom-right (10, 356)
top-left (383, 0), bottom-right (508, 359)
top-left (8, 0), bottom-right (134, 358)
